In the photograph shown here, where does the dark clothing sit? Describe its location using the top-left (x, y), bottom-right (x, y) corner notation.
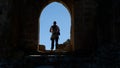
top-left (50, 24), bottom-right (60, 50)
top-left (51, 36), bottom-right (59, 50)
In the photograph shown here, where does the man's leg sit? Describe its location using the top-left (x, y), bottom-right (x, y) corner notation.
top-left (55, 37), bottom-right (58, 50)
top-left (51, 39), bottom-right (54, 50)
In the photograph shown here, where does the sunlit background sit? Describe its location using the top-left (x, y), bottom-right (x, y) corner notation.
top-left (39, 2), bottom-right (71, 50)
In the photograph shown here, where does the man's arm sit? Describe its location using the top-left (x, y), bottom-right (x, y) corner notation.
top-left (57, 26), bottom-right (60, 32)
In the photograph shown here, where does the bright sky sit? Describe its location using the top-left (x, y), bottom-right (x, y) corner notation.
top-left (39, 2), bottom-right (71, 50)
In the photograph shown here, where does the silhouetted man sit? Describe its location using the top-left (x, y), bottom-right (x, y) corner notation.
top-left (50, 21), bottom-right (60, 50)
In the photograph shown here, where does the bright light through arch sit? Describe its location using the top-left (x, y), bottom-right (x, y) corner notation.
top-left (39, 2), bottom-right (71, 50)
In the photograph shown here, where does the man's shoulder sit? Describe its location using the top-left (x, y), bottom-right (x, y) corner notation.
top-left (55, 25), bottom-right (59, 27)
top-left (51, 25), bottom-right (54, 27)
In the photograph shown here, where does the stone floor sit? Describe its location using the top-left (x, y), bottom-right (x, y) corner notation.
top-left (0, 54), bottom-right (119, 68)
top-left (0, 43), bottom-right (120, 68)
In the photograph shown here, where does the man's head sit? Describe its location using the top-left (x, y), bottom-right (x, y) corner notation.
top-left (53, 21), bottom-right (56, 25)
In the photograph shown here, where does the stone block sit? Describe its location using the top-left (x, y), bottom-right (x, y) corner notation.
top-left (38, 45), bottom-right (46, 52)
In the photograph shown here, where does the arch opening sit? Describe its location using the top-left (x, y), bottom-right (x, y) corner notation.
top-left (38, 2), bottom-right (71, 51)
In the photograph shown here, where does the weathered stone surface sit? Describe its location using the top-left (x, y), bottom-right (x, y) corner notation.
top-left (38, 45), bottom-right (46, 52)
top-left (57, 39), bottom-right (72, 51)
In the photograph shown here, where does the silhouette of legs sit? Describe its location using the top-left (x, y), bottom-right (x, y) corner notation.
top-left (51, 37), bottom-right (59, 50)
top-left (51, 39), bottom-right (54, 50)
top-left (55, 37), bottom-right (59, 49)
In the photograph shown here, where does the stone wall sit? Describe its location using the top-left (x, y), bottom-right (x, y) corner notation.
top-left (74, 0), bottom-right (97, 53)
top-left (0, 0), bottom-right (13, 58)
top-left (96, 0), bottom-right (113, 44)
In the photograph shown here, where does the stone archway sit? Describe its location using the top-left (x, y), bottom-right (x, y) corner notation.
top-left (10, 0), bottom-right (97, 54)
top-left (38, 1), bottom-right (73, 51)
top-left (11, 0), bottom-right (74, 52)
top-left (37, 0), bottom-right (74, 51)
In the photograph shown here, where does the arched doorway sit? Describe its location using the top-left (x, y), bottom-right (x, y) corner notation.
top-left (15, 0), bottom-right (74, 53)
top-left (39, 2), bottom-right (71, 51)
